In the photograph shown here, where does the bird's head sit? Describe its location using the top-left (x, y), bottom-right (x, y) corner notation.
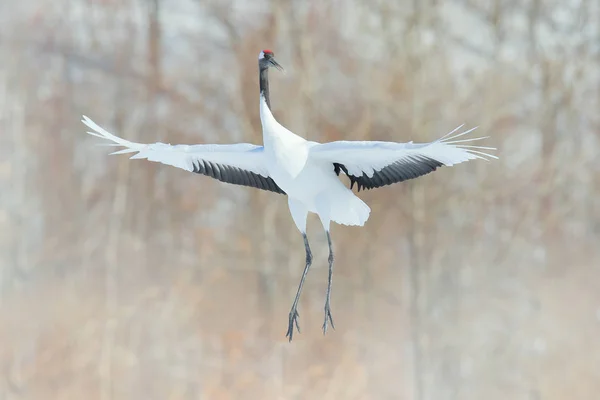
top-left (258, 49), bottom-right (284, 72)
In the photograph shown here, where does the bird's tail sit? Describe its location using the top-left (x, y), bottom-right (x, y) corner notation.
top-left (330, 189), bottom-right (371, 227)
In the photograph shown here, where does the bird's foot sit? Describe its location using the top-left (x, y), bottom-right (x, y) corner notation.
top-left (322, 301), bottom-right (335, 335)
top-left (286, 308), bottom-right (301, 342)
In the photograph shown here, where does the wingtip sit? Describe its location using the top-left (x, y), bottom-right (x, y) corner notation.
top-left (437, 123), bottom-right (466, 141)
top-left (467, 149), bottom-right (499, 160)
top-left (109, 148), bottom-right (138, 155)
top-left (81, 115), bottom-right (95, 129)
top-left (86, 130), bottom-right (105, 139)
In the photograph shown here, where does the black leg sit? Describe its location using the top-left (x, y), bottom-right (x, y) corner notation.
top-left (323, 230), bottom-right (335, 334)
top-left (286, 233), bottom-right (312, 342)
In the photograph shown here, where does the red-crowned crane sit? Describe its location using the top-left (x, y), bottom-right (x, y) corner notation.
top-left (82, 49), bottom-right (497, 342)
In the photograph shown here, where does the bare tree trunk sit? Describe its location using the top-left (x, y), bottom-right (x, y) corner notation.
top-left (407, 186), bottom-right (424, 400)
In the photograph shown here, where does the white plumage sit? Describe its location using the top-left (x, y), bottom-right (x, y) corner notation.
top-left (82, 114), bottom-right (495, 224)
top-left (82, 49), bottom-right (497, 341)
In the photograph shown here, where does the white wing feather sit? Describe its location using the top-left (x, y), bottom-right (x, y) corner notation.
top-left (82, 115), bottom-right (271, 177)
top-left (309, 125), bottom-right (497, 177)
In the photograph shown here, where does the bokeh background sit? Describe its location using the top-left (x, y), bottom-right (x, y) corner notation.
top-left (1, 0), bottom-right (599, 399)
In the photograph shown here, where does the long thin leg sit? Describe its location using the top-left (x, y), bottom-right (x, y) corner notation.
top-left (286, 233), bottom-right (312, 342)
top-left (323, 230), bottom-right (335, 334)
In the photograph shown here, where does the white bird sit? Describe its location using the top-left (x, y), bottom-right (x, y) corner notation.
top-left (82, 49), bottom-right (497, 341)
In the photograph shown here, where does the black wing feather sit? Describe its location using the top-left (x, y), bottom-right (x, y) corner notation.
top-left (192, 160), bottom-right (285, 194)
top-left (333, 155), bottom-right (444, 191)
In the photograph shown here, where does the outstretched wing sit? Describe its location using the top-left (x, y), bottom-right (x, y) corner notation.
top-left (309, 125), bottom-right (497, 191)
top-left (82, 116), bottom-right (285, 194)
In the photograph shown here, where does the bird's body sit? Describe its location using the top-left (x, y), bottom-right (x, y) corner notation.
top-left (82, 49), bottom-right (497, 341)
top-left (260, 96), bottom-right (370, 228)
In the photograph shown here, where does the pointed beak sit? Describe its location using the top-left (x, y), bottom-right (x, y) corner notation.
top-left (270, 58), bottom-right (284, 72)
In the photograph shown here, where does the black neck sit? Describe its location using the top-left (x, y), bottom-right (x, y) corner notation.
top-left (259, 66), bottom-right (271, 109)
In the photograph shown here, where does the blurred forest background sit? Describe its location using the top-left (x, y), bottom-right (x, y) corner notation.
top-left (1, 0), bottom-right (599, 399)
